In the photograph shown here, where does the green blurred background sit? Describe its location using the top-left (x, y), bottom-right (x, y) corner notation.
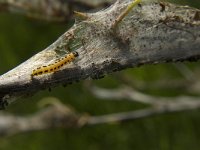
top-left (0, 0), bottom-right (199, 150)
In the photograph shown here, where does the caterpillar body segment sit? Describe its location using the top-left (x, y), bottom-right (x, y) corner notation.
top-left (31, 51), bottom-right (79, 76)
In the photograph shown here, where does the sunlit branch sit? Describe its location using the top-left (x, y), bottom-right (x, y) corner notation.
top-left (0, 0), bottom-right (199, 109)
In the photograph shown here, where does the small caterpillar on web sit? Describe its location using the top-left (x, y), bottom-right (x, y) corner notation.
top-left (31, 51), bottom-right (79, 76)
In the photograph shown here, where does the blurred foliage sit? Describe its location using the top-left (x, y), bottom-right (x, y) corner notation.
top-left (0, 0), bottom-right (199, 150)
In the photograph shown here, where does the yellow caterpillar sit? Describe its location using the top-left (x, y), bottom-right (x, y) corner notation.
top-left (31, 51), bottom-right (79, 76)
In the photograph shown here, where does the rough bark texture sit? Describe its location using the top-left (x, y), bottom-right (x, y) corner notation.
top-left (0, 0), bottom-right (199, 109)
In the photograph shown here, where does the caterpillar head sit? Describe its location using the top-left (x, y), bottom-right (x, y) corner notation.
top-left (72, 51), bottom-right (79, 57)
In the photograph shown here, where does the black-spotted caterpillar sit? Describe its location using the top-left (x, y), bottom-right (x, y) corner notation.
top-left (31, 51), bottom-right (79, 76)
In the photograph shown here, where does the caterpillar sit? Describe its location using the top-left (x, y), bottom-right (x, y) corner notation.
top-left (31, 51), bottom-right (79, 76)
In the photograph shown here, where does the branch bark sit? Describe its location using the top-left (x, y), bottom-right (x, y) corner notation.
top-left (0, 0), bottom-right (199, 109)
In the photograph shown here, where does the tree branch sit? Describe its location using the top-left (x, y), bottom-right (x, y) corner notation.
top-left (0, 99), bottom-right (83, 136)
top-left (86, 83), bottom-right (200, 124)
top-left (1, 94), bottom-right (200, 137)
top-left (0, 0), bottom-right (199, 109)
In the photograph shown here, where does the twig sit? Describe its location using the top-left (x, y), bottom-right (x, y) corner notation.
top-left (173, 63), bottom-right (196, 81)
top-left (86, 83), bottom-right (200, 124)
top-left (0, 98), bottom-right (82, 136)
top-left (87, 84), bottom-right (158, 104)
top-left (87, 83), bottom-right (200, 104)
